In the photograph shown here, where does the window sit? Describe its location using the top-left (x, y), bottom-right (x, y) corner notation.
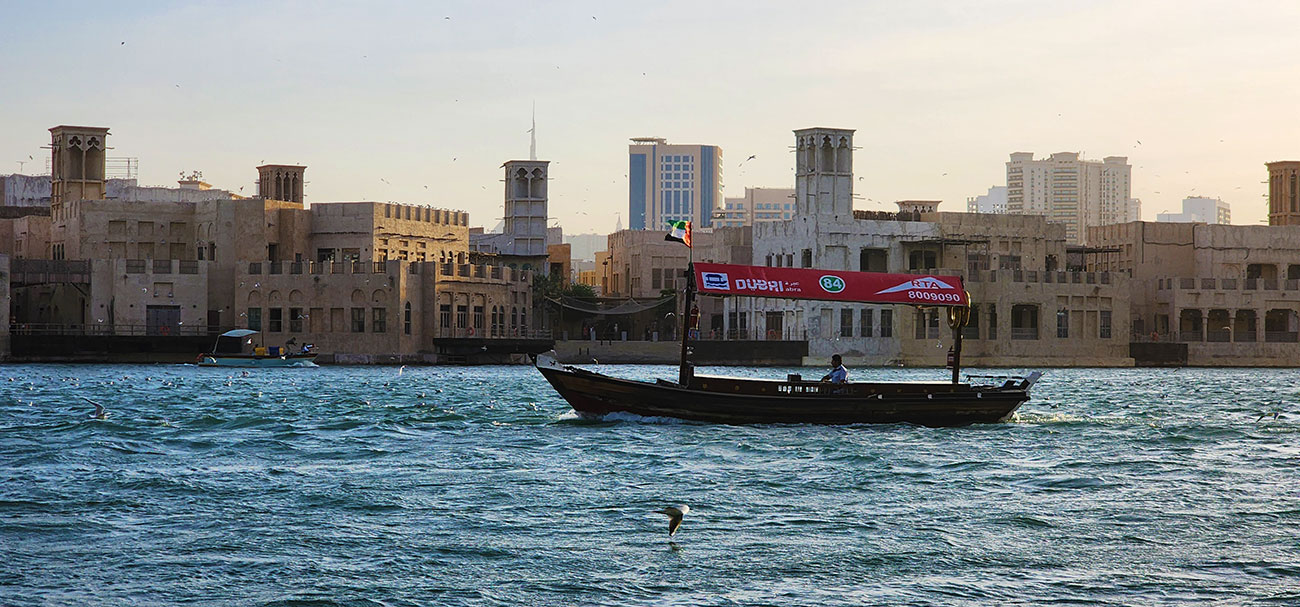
top-left (456, 305), bottom-right (468, 329)
top-left (860, 249), bottom-right (887, 272)
top-left (440, 304), bottom-right (451, 329)
top-left (1100, 310), bottom-right (1112, 339)
top-left (289, 307), bottom-right (303, 333)
top-left (404, 302), bottom-right (412, 335)
top-left (351, 308), bottom-right (365, 333)
top-left (908, 250), bottom-right (937, 270)
top-left (247, 308), bottom-right (262, 331)
top-left (840, 308), bottom-right (854, 337)
top-left (1057, 309), bottom-right (1069, 338)
top-left (801, 249), bottom-right (812, 268)
top-left (861, 309), bottom-right (873, 337)
top-left (880, 310), bottom-right (893, 337)
top-left (1011, 304), bottom-right (1039, 340)
top-left (269, 308), bottom-right (283, 333)
top-left (987, 305), bottom-right (997, 340)
top-left (373, 308), bottom-right (387, 333)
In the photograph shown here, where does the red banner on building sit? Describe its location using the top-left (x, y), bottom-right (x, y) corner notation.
top-left (692, 263), bottom-right (968, 307)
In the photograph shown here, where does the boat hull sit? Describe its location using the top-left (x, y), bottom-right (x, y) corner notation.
top-left (198, 354), bottom-right (319, 368)
top-left (537, 355), bottom-right (1032, 426)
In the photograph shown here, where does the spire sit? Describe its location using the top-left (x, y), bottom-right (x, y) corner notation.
top-left (529, 101), bottom-right (537, 161)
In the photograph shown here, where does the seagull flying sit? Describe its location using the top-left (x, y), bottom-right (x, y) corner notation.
top-left (656, 505), bottom-right (690, 537)
top-left (82, 397), bottom-right (107, 419)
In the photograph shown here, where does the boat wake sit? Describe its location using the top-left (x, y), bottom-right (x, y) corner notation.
top-left (556, 410), bottom-right (688, 425)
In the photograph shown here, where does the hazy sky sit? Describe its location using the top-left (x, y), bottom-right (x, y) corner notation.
top-left (3, 1), bottom-right (1299, 233)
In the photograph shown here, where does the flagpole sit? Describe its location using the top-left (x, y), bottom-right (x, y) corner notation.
top-left (679, 259), bottom-right (694, 386)
top-left (678, 221), bottom-right (694, 386)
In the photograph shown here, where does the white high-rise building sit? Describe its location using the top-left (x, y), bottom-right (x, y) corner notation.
top-left (1006, 152), bottom-right (1134, 244)
top-left (1157, 196), bottom-right (1231, 224)
top-left (966, 186), bottom-right (1007, 214)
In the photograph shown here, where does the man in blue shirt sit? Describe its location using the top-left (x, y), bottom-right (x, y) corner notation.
top-left (821, 354), bottom-right (848, 384)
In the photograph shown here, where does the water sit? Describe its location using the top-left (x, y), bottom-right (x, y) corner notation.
top-left (2, 364), bottom-right (1299, 606)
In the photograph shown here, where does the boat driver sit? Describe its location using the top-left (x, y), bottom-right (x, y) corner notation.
top-left (821, 354), bottom-right (848, 384)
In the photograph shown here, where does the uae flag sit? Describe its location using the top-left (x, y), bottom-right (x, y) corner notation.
top-left (665, 220), bottom-right (692, 248)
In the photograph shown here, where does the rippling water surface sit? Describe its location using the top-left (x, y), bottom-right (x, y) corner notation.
top-left (2, 363), bottom-right (1300, 605)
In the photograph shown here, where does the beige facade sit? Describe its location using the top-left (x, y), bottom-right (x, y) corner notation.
top-left (1, 124), bottom-right (540, 362)
top-left (1089, 221), bottom-right (1300, 365)
top-left (603, 226), bottom-right (751, 299)
top-left (717, 187), bottom-right (795, 227)
top-left (237, 259), bottom-right (531, 359)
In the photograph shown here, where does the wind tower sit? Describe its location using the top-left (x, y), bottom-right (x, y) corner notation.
top-left (793, 127), bottom-right (854, 219)
top-left (257, 164), bottom-right (306, 202)
top-left (503, 159), bottom-right (549, 256)
top-left (49, 125), bottom-right (110, 210)
top-left (1267, 161), bottom-right (1300, 226)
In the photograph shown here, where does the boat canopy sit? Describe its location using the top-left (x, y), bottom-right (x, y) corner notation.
top-left (220, 329), bottom-right (260, 338)
top-left (692, 262), bottom-right (968, 307)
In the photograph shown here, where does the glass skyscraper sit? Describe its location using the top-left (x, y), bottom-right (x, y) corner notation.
top-left (628, 137), bottom-right (722, 230)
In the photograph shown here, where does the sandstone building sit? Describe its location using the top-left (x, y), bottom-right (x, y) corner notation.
top-left (1089, 221), bottom-right (1300, 366)
top-left (0, 125), bottom-right (541, 362)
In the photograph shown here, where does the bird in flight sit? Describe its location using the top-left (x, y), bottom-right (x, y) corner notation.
top-left (83, 397), bottom-right (107, 419)
top-left (655, 504), bottom-right (690, 537)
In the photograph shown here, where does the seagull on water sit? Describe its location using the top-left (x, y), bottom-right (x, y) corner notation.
top-left (82, 397), bottom-right (107, 419)
top-left (655, 505), bottom-right (690, 537)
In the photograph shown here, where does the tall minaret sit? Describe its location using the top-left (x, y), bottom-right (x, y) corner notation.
top-left (793, 127), bottom-right (854, 219)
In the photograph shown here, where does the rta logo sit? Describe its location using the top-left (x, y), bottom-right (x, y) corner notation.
top-left (701, 272), bottom-right (730, 290)
top-left (819, 275), bottom-right (846, 293)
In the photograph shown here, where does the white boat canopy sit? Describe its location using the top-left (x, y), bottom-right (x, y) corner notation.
top-left (220, 329), bottom-right (260, 338)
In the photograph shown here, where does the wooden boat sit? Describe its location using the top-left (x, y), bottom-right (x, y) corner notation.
top-left (536, 262), bottom-right (1042, 426)
top-left (196, 329), bottom-right (319, 368)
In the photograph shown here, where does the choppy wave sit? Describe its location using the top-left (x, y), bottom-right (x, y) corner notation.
top-left (2, 364), bottom-right (1300, 605)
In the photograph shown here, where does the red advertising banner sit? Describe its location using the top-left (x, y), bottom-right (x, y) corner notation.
top-left (693, 263), bottom-right (968, 307)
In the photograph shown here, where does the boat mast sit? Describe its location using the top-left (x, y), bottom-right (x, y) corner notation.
top-left (678, 262), bottom-right (695, 386)
top-left (948, 304), bottom-right (970, 384)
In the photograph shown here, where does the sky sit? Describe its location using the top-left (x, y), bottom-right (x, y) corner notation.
top-left (3, 0), bottom-right (1299, 233)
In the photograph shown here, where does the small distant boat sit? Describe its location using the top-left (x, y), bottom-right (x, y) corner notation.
top-left (197, 329), bottom-right (318, 368)
top-left (537, 262), bottom-right (1042, 426)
